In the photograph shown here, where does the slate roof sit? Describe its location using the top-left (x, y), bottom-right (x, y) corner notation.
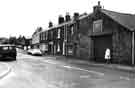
top-left (79, 13), bottom-right (89, 20)
top-left (101, 9), bottom-right (135, 31)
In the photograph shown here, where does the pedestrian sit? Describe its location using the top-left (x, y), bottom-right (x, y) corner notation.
top-left (105, 48), bottom-right (111, 64)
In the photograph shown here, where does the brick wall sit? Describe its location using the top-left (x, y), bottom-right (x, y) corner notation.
top-left (112, 27), bottom-right (132, 64)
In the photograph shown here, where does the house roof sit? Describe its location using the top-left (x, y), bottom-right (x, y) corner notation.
top-left (101, 9), bottom-right (135, 31)
top-left (79, 13), bottom-right (89, 20)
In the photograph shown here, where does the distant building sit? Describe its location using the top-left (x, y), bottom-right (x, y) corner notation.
top-left (0, 37), bottom-right (8, 44)
top-left (32, 27), bottom-right (43, 49)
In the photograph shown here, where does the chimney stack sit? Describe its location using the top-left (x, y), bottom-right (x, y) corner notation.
top-left (65, 12), bottom-right (71, 22)
top-left (98, 1), bottom-right (101, 6)
top-left (73, 12), bottom-right (79, 21)
top-left (93, 1), bottom-right (102, 13)
top-left (37, 27), bottom-right (42, 32)
top-left (58, 15), bottom-right (65, 24)
top-left (48, 21), bottom-right (53, 28)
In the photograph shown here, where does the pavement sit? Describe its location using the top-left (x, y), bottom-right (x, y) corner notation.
top-left (49, 55), bottom-right (135, 73)
top-left (0, 62), bottom-right (11, 79)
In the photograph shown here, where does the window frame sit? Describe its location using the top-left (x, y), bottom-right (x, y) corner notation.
top-left (93, 19), bottom-right (103, 33)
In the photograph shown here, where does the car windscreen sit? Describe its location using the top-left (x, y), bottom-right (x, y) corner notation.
top-left (0, 46), bottom-right (16, 51)
top-left (2, 46), bottom-right (9, 50)
top-left (9, 46), bottom-right (15, 50)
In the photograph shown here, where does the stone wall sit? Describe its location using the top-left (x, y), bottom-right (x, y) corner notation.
top-left (112, 27), bottom-right (132, 65)
top-left (75, 16), bottom-right (92, 60)
top-left (76, 34), bottom-right (91, 59)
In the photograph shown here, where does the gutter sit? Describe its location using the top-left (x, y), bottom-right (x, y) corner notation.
top-left (132, 31), bottom-right (134, 65)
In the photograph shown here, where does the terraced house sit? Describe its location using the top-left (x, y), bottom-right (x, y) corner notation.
top-left (32, 27), bottom-right (42, 49)
top-left (33, 2), bottom-right (135, 65)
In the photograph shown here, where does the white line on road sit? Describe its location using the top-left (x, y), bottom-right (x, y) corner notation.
top-left (120, 76), bottom-right (130, 80)
top-left (63, 65), bottom-right (104, 76)
top-left (0, 63), bottom-right (11, 79)
top-left (80, 75), bottom-right (90, 78)
top-left (47, 84), bottom-right (59, 88)
top-left (43, 60), bottom-right (104, 76)
top-left (43, 60), bottom-right (58, 65)
top-left (63, 65), bottom-right (73, 69)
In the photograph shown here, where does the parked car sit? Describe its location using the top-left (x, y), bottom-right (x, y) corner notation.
top-left (0, 44), bottom-right (16, 60)
top-left (27, 49), bottom-right (42, 56)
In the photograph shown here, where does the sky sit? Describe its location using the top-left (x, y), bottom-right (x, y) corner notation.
top-left (0, 0), bottom-right (135, 38)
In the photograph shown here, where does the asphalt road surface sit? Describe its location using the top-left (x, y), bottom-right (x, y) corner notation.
top-left (0, 51), bottom-right (134, 88)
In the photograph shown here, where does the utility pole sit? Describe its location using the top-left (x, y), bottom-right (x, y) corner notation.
top-left (132, 31), bottom-right (134, 66)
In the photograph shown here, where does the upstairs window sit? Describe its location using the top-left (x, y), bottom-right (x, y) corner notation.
top-left (46, 31), bottom-right (48, 40)
top-left (93, 20), bottom-right (102, 32)
top-left (51, 31), bottom-right (53, 39)
top-left (43, 32), bottom-right (45, 40)
top-left (71, 26), bottom-right (74, 35)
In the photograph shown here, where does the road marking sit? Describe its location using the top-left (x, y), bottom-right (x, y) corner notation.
top-left (0, 63), bottom-right (11, 79)
top-left (47, 84), bottom-right (59, 88)
top-left (63, 65), bottom-right (73, 69)
top-left (80, 75), bottom-right (90, 78)
top-left (43, 60), bottom-right (57, 65)
top-left (43, 60), bottom-right (104, 76)
top-left (0, 71), bottom-right (16, 86)
top-left (63, 65), bottom-right (104, 76)
top-left (120, 76), bottom-right (130, 80)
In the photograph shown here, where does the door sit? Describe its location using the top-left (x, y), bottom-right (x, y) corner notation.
top-left (94, 35), bottom-right (112, 62)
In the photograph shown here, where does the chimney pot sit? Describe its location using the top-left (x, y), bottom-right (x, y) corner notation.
top-left (65, 12), bottom-right (71, 22)
top-left (58, 15), bottom-right (64, 24)
top-left (98, 1), bottom-right (101, 6)
top-left (93, 1), bottom-right (102, 13)
top-left (73, 12), bottom-right (79, 20)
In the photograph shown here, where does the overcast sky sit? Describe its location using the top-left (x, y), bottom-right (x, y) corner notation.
top-left (0, 0), bottom-right (135, 38)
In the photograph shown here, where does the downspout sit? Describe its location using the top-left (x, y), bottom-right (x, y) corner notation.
top-left (132, 31), bottom-right (134, 65)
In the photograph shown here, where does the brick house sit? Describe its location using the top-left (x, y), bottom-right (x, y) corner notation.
top-left (73, 13), bottom-right (92, 59)
top-left (40, 15), bottom-right (75, 56)
top-left (40, 30), bottom-right (49, 54)
top-left (88, 2), bottom-right (135, 65)
top-left (32, 27), bottom-right (42, 49)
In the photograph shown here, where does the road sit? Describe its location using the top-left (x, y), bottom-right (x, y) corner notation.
top-left (0, 51), bottom-right (134, 88)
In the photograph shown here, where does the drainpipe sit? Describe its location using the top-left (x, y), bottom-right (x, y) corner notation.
top-left (132, 31), bottom-right (134, 65)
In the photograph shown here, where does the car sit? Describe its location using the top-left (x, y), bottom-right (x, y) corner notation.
top-left (27, 49), bottom-right (32, 54)
top-left (27, 49), bottom-right (42, 56)
top-left (0, 44), bottom-right (16, 61)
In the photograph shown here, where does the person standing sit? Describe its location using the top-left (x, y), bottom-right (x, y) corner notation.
top-left (105, 48), bottom-right (111, 64)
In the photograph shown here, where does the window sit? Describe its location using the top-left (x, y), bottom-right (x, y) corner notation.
top-left (71, 26), bottom-right (74, 35)
top-left (42, 32), bottom-right (44, 40)
top-left (57, 43), bottom-right (60, 52)
top-left (9, 47), bottom-right (13, 50)
top-left (51, 31), bottom-right (53, 39)
top-left (41, 33), bottom-right (43, 40)
top-left (44, 32), bottom-right (46, 40)
top-left (46, 31), bottom-right (48, 40)
top-left (57, 29), bottom-right (61, 38)
top-left (2, 47), bottom-right (8, 50)
top-left (93, 20), bottom-right (102, 32)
